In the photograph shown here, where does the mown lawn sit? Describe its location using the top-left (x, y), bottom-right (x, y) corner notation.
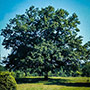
top-left (17, 77), bottom-right (90, 90)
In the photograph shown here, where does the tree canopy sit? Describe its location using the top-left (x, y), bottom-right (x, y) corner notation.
top-left (1, 6), bottom-right (90, 79)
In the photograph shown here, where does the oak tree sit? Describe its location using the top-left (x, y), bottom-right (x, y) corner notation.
top-left (1, 6), bottom-right (89, 79)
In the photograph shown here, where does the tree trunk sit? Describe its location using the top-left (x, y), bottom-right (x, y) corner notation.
top-left (44, 71), bottom-right (48, 80)
top-left (25, 71), bottom-right (27, 76)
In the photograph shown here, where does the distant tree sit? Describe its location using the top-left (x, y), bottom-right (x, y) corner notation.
top-left (0, 65), bottom-right (5, 71)
top-left (82, 62), bottom-right (90, 77)
top-left (1, 6), bottom-right (89, 79)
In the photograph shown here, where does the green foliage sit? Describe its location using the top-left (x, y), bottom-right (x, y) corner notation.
top-left (0, 65), bottom-right (6, 71)
top-left (10, 71), bottom-right (16, 78)
top-left (59, 67), bottom-right (67, 77)
top-left (0, 71), bottom-right (17, 90)
top-left (76, 71), bottom-right (82, 76)
top-left (82, 62), bottom-right (90, 77)
top-left (1, 6), bottom-right (90, 79)
top-left (14, 70), bottom-right (25, 78)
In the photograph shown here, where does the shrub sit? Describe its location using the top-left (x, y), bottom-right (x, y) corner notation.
top-left (0, 71), bottom-right (17, 90)
top-left (15, 70), bottom-right (25, 78)
top-left (11, 71), bottom-right (16, 78)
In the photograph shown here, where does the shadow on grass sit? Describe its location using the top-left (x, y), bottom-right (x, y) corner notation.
top-left (16, 78), bottom-right (90, 87)
top-left (16, 78), bottom-right (45, 84)
top-left (46, 78), bottom-right (90, 87)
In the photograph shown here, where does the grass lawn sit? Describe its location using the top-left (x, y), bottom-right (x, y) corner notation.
top-left (17, 77), bottom-right (90, 90)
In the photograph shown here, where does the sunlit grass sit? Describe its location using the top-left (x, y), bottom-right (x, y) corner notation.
top-left (50, 77), bottom-right (90, 83)
top-left (17, 84), bottom-right (90, 90)
top-left (17, 77), bottom-right (90, 90)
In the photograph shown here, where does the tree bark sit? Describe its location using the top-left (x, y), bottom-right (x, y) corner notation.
top-left (44, 71), bottom-right (48, 80)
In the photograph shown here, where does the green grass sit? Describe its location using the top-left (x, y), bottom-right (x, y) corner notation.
top-left (17, 77), bottom-right (90, 90)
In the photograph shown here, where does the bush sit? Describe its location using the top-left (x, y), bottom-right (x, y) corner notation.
top-left (15, 70), bottom-right (25, 78)
top-left (11, 71), bottom-right (16, 78)
top-left (0, 71), bottom-right (17, 90)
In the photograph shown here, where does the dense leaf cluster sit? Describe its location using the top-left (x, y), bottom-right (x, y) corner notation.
top-left (1, 6), bottom-right (90, 78)
top-left (0, 71), bottom-right (17, 90)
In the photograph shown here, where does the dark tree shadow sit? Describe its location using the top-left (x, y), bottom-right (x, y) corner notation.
top-left (46, 78), bottom-right (90, 87)
top-left (16, 78), bottom-right (90, 87)
top-left (16, 78), bottom-right (45, 84)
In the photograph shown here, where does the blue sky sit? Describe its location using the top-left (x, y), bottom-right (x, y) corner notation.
top-left (0, 0), bottom-right (90, 58)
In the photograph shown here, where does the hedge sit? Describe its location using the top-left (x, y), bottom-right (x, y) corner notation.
top-left (0, 71), bottom-right (17, 90)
